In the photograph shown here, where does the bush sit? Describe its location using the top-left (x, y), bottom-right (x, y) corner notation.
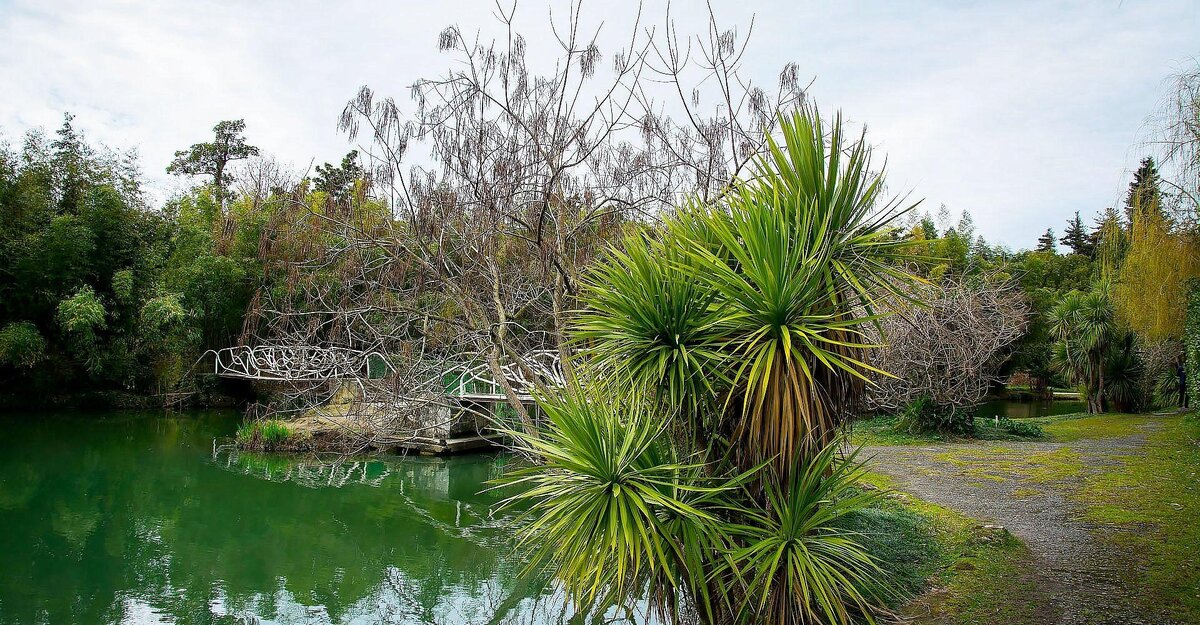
top-left (0, 321), bottom-right (47, 368)
top-left (895, 395), bottom-right (975, 435)
top-left (1186, 279), bottom-right (1200, 411)
top-left (996, 417), bottom-right (1043, 438)
top-left (838, 498), bottom-right (940, 603)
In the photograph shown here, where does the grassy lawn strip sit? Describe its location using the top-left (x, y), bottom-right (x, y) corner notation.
top-left (1039, 412), bottom-right (1149, 441)
top-left (851, 411), bottom-right (1152, 447)
top-left (849, 414), bottom-right (1047, 446)
top-left (852, 473), bottom-right (1047, 624)
top-left (1068, 414), bottom-right (1200, 622)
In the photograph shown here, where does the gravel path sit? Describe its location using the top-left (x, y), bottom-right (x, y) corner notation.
top-left (865, 417), bottom-right (1179, 625)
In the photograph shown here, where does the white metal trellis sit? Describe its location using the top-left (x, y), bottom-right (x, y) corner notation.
top-left (212, 346), bottom-right (391, 381)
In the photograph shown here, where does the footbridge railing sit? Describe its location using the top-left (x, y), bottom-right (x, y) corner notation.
top-left (441, 350), bottom-right (565, 402)
top-left (212, 346), bottom-right (392, 381)
top-left (212, 345), bottom-right (564, 403)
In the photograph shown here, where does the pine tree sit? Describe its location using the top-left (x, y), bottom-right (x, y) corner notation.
top-left (1036, 228), bottom-right (1057, 253)
top-left (1060, 211), bottom-right (1094, 256)
top-left (1124, 157), bottom-right (1162, 225)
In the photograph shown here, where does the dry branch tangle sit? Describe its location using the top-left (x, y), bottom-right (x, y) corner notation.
top-left (213, 345), bottom-right (389, 381)
top-left (235, 3), bottom-right (809, 444)
top-left (866, 277), bottom-right (1029, 411)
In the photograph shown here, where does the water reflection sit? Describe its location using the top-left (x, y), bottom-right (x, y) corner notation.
top-left (0, 412), bottom-right (578, 625)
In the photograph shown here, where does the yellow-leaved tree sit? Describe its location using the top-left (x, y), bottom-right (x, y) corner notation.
top-left (1114, 197), bottom-right (1200, 341)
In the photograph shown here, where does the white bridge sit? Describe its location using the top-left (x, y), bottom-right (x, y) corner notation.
top-left (212, 346), bottom-right (390, 382)
top-left (442, 350), bottom-right (565, 401)
top-left (212, 345), bottom-right (563, 401)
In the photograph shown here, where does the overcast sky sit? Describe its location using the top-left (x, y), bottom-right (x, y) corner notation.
top-left (2, 0), bottom-right (1197, 247)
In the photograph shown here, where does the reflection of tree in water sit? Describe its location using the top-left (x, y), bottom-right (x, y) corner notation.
top-left (0, 413), bottom-right (638, 625)
top-left (212, 448), bottom-right (509, 553)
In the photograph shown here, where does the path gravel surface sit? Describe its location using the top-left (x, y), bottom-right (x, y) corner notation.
top-left (865, 417), bottom-right (1180, 625)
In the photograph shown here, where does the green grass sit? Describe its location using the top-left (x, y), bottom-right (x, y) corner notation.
top-left (235, 419), bottom-right (295, 450)
top-left (856, 472), bottom-right (1046, 624)
top-left (849, 414), bottom-right (1046, 447)
top-left (852, 411), bottom-right (1157, 448)
top-left (1038, 412), bottom-right (1148, 441)
top-left (1070, 414), bottom-right (1200, 621)
top-left (840, 491), bottom-right (942, 604)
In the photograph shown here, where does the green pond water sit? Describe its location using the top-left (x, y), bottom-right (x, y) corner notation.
top-left (0, 411), bottom-right (566, 625)
top-left (0, 401), bottom-right (1079, 624)
top-left (974, 398), bottom-right (1085, 419)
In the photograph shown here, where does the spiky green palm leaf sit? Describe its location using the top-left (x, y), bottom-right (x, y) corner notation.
top-left (675, 186), bottom-right (889, 472)
top-left (728, 442), bottom-right (885, 625)
top-left (496, 385), bottom-right (744, 620)
top-left (578, 107), bottom-right (919, 474)
top-left (575, 236), bottom-right (726, 427)
top-left (1049, 288), bottom-right (1118, 383)
top-left (752, 107), bottom-right (924, 314)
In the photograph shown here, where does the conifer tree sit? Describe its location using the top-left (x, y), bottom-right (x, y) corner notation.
top-left (1125, 157), bottom-right (1163, 225)
top-left (1060, 211), bottom-right (1094, 256)
top-left (1036, 228), bottom-right (1057, 253)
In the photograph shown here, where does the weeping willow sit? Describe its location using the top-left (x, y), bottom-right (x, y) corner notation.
top-left (1113, 197), bottom-right (1200, 341)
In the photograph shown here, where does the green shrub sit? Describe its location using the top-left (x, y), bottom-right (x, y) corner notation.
top-left (895, 395), bottom-right (975, 435)
top-left (838, 498), bottom-right (940, 603)
top-left (996, 417), bottom-right (1043, 438)
top-left (0, 321), bottom-right (47, 368)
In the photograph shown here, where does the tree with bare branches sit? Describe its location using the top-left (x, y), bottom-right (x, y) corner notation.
top-left (239, 1), bottom-right (809, 445)
top-left (864, 275), bottom-right (1029, 430)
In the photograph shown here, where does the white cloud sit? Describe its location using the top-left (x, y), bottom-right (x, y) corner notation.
top-left (1, 0), bottom-right (1196, 246)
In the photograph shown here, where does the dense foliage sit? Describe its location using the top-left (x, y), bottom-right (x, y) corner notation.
top-left (1187, 280), bottom-right (1200, 410)
top-left (0, 117), bottom-right (382, 406)
top-left (505, 108), bottom-right (915, 625)
top-left (0, 117), bottom-right (177, 401)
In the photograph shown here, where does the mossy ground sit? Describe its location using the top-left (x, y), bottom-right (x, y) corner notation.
top-left (857, 472), bottom-right (1047, 624)
top-left (862, 411), bottom-right (1200, 624)
top-left (1069, 414), bottom-right (1200, 622)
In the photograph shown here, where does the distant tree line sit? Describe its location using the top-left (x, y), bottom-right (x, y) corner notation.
top-left (0, 116), bottom-right (378, 406)
top-left (2, 61), bottom-right (1197, 415)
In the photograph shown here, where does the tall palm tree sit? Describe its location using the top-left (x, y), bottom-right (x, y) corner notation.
top-left (1049, 286), bottom-right (1119, 413)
